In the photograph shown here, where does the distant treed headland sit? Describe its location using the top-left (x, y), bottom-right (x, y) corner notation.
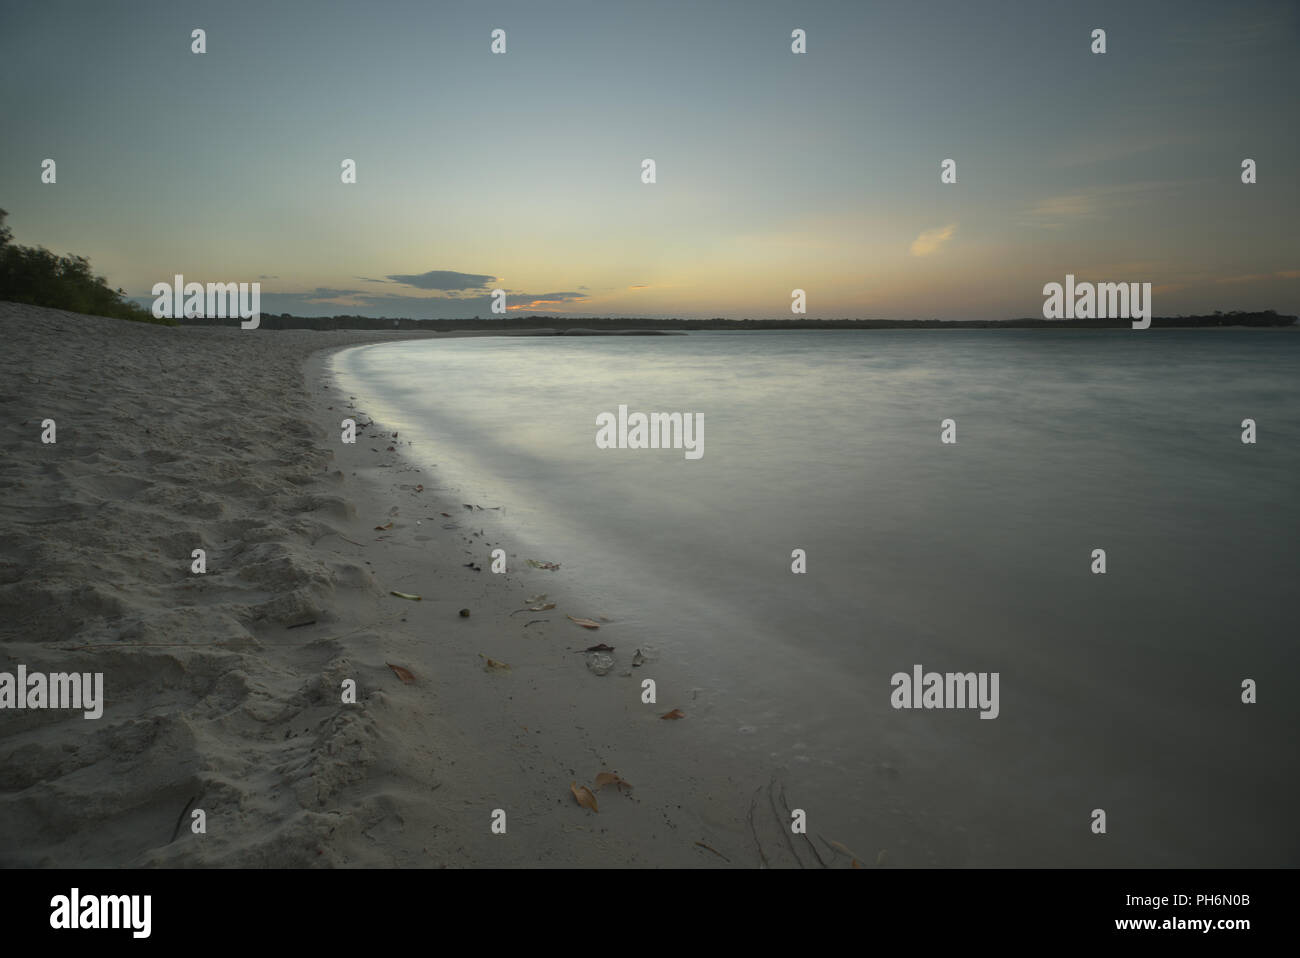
top-left (179, 311), bottom-right (1298, 332)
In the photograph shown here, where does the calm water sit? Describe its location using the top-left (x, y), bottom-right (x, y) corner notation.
top-left (333, 329), bottom-right (1300, 866)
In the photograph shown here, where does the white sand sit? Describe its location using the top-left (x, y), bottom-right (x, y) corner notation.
top-left (0, 303), bottom-right (822, 868)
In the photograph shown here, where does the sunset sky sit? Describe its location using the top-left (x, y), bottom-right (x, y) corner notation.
top-left (2, 0), bottom-right (1296, 319)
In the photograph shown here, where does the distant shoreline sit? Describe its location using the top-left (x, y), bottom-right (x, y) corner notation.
top-left (178, 310), bottom-right (1298, 333)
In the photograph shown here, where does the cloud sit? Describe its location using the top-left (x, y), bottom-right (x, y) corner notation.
top-left (161, 286), bottom-right (593, 319)
top-left (504, 292), bottom-right (588, 311)
top-left (386, 269), bottom-right (497, 291)
top-left (157, 270), bottom-right (591, 318)
top-left (1029, 194), bottom-right (1097, 219)
top-left (1214, 269), bottom-right (1300, 286)
top-left (1047, 134), bottom-right (1203, 170)
top-left (298, 287), bottom-right (365, 301)
top-left (909, 224), bottom-right (957, 257)
top-left (1022, 181), bottom-right (1204, 229)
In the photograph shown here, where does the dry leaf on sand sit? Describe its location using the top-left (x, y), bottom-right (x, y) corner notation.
top-left (479, 654), bottom-right (511, 671)
top-left (570, 782), bottom-right (599, 813)
top-left (386, 663), bottom-right (416, 684)
top-left (827, 838), bottom-right (864, 862)
top-left (594, 772), bottom-right (632, 791)
top-left (390, 591), bottom-right (422, 600)
top-left (567, 615), bottom-right (600, 629)
top-left (375, 522), bottom-right (393, 530)
top-left (660, 708), bottom-right (686, 720)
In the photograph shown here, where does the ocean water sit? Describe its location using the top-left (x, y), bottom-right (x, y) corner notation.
top-left (332, 329), bottom-right (1300, 866)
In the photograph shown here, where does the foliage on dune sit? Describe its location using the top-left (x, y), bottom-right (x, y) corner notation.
top-left (0, 208), bottom-right (175, 326)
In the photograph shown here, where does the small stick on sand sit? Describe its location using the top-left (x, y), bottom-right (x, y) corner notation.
top-left (769, 775), bottom-right (802, 867)
top-left (313, 531), bottom-right (366, 547)
top-left (695, 841), bottom-right (730, 862)
top-left (748, 787), bottom-right (770, 868)
top-left (776, 779), bottom-right (830, 868)
top-left (169, 795), bottom-right (198, 844)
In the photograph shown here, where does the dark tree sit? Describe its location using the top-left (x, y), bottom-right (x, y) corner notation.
top-left (0, 208), bottom-right (173, 325)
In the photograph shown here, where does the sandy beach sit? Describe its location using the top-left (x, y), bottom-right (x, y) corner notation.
top-left (0, 303), bottom-right (822, 868)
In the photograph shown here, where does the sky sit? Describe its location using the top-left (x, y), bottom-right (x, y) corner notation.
top-left (1, 0), bottom-right (1297, 320)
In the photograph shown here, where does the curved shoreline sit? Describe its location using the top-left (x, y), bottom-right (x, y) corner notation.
top-left (305, 344), bottom-right (764, 867)
top-left (0, 304), bottom-right (760, 867)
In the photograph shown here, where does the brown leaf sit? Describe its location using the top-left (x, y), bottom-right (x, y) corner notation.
top-left (386, 663), bottom-right (416, 684)
top-left (527, 602), bottom-right (556, 612)
top-left (851, 859), bottom-right (861, 869)
top-left (479, 654), bottom-right (510, 671)
top-left (827, 839), bottom-right (858, 859)
top-left (660, 708), bottom-right (686, 720)
top-left (374, 522), bottom-right (393, 530)
top-left (567, 615), bottom-right (601, 629)
top-left (594, 771), bottom-right (632, 791)
top-left (570, 781), bottom-right (598, 813)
